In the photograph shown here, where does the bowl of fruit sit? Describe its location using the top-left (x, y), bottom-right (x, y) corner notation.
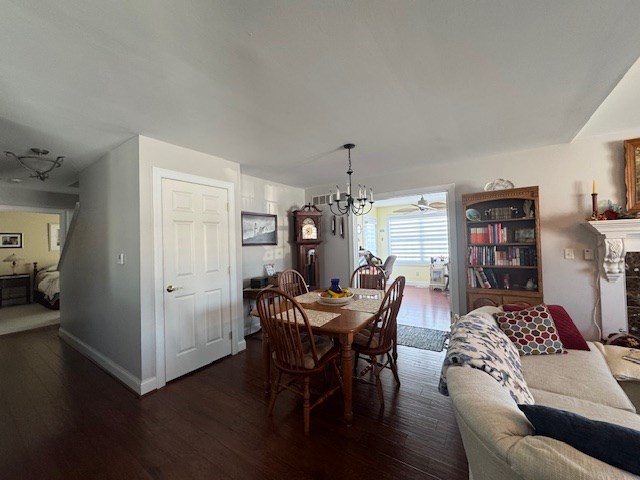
top-left (318, 288), bottom-right (354, 305)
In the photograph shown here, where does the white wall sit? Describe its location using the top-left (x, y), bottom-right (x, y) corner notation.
top-left (240, 174), bottom-right (305, 333)
top-left (0, 186), bottom-right (78, 210)
top-left (307, 129), bottom-right (640, 340)
top-left (240, 174), bottom-right (305, 282)
top-left (138, 136), bottom-right (242, 384)
top-left (62, 135), bottom-right (247, 393)
top-left (60, 137), bottom-right (142, 381)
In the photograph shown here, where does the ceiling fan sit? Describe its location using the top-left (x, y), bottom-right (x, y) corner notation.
top-left (393, 195), bottom-right (447, 214)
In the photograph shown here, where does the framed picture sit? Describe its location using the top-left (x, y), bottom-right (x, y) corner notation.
top-left (241, 212), bottom-right (277, 246)
top-left (0, 233), bottom-right (22, 248)
top-left (515, 228), bottom-right (535, 243)
top-left (49, 223), bottom-right (60, 251)
top-left (624, 137), bottom-right (640, 213)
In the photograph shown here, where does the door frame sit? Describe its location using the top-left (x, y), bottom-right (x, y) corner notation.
top-left (153, 168), bottom-right (239, 389)
top-left (0, 204), bottom-right (70, 250)
top-left (354, 183), bottom-right (461, 317)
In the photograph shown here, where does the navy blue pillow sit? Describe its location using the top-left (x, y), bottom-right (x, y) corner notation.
top-left (518, 404), bottom-right (640, 476)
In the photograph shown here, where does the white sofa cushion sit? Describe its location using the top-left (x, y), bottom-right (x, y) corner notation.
top-left (529, 388), bottom-right (640, 429)
top-left (447, 367), bottom-right (533, 458)
top-left (508, 436), bottom-right (639, 480)
top-left (521, 342), bottom-right (635, 412)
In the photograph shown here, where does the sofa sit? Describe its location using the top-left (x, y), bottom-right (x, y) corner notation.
top-left (443, 306), bottom-right (640, 480)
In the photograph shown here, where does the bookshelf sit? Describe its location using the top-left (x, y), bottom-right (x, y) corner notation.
top-left (462, 186), bottom-right (543, 311)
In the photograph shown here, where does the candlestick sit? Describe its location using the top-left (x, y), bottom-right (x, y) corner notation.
top-left (592, 180), bottom-right (596, 194)
top-left (591, 193), bottom-right (598, 219)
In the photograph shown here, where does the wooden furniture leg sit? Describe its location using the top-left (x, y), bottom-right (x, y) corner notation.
top-left (393, 327), bottom-right (398, 360)
top-left (339, 332), bottom-right (354, 424)
top-left (262, 330), bottom-right (271, 395)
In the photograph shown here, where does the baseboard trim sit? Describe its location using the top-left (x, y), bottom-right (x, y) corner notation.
top-left (405, 280), bottom-right (430, 288)
top-left (140, 376), bottom-right (157, 395)
top-left (59, 328), bottom-right (145, 395)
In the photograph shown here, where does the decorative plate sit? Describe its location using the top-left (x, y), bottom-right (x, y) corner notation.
top-left (465, 208), bottom-right (481, 221)
top-left (318, 292), bottom-right (355, 305)
top-left (484, 178), bottom-right (514, 191)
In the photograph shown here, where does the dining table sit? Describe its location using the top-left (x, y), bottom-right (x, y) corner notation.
top-left (259, 288), bottom-right (385, 425)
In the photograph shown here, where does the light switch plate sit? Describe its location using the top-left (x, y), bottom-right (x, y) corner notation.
top-left (564, 248), bottom-right (574, 260)
top-left (584, 248), bottom-right (594, 260)
top-left (117, 253), bottom-right (125, 265)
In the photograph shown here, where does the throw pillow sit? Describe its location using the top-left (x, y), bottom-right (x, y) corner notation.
top-left (501, 303), bottom-right (589, 350)
top-left (494, 304), bottom-right (564, 355)
top-left (502, 303), bottom-right (531, 312)
top-left (518, 404), bottom-right (640, 476)
top-left (546, 305), bottom-right (589, 351)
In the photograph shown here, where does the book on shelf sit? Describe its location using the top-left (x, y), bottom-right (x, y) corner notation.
top-left (484, 268), bottom-right (499, 288)
top-left (474, 267), bottom-right (491, 288)
top-left (468, 267), bottom-right (477, 288)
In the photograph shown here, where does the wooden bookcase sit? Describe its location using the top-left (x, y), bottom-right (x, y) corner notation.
top-left (462, 186), bottom-right (543, 312)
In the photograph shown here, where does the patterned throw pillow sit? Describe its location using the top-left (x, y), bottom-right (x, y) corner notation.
top-left (494, 304), bottom-right (564, 355)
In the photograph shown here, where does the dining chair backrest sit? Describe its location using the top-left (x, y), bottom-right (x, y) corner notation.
top-left (256, 289), bottom-right (320, 373)
top-left (350, 264), bottom-right (387, 291)
top-left (381, 255), bottom-right (397, 278)
top-left (360, 276), bottom-right (405, 353)
top-left (277, 269), bottom-right (309, 297)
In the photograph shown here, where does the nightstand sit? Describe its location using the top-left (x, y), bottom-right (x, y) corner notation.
top-left (0, 274), bottom-right (31, 307)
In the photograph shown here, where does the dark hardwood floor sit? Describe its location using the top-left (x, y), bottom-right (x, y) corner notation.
top-left (0, 325), bottom-right (467, 480)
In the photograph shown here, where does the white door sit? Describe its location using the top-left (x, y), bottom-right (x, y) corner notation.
top-left (162, 178), bottom-right (232, 382)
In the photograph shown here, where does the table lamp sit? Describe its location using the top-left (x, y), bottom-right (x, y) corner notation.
top-left (3, 253), bottom-right (24, 275)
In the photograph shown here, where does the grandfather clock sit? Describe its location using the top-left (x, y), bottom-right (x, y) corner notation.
top-left (293, 204), bottom-right (323, 290)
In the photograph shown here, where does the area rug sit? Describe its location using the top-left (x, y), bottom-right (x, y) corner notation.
top-left (0, 303), bottom-right (60, 336)
top-left (396, 325), bottom-right (449, 352)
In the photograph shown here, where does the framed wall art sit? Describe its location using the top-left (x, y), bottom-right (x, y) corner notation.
top-left (0, 233), bottom-right (22, 248)
top-left (49, 223), bottom-right (60, 251)
top-left (241, 212), bottom-right (277, 246)
top-left (624, 137), bottom-right (640, 213)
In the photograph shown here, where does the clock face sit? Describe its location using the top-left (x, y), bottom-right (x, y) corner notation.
top-left (301, 218), bottom-right (318, 240)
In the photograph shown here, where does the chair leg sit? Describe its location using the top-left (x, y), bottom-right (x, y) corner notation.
top-left (267, 370), bottom-right (282, 416)
top-left (353, 352), bottom-right (360, 374)
top-left (393, 329), bottom-right (398, 360)
top-left (303, 377), bottom-right (311, 435)
top-left (388, 352), bottom-right (401, 387)
top-left (371, 355), bottom-right (385, 408)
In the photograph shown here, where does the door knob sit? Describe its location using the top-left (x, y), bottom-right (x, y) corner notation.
top-left (166, 285), bottom-right (183, 292)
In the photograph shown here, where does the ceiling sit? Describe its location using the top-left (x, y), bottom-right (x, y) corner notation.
top-left (2, 1), bottom-right (640, 194)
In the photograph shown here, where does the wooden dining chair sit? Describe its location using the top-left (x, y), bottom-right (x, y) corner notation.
top-left (277, 269), bottom-right (309, 297)
top-left (256, 289), bottom-right (342, 434)
top-left (353, 276), bottom-right (405, 408)
top-left (350, 264), bottom-right (387, 291)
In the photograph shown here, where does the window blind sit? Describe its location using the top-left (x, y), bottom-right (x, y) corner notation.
top-left (388, 212), bottom-right (449, 264)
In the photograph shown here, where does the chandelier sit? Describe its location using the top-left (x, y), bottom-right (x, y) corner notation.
top-left (328, 144), bottom-right (374, 216)
top-left (5, 148), bottom-right (64, 181)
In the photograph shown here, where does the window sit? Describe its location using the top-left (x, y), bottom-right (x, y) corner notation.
top-left (363, 217), bottom-right (377, 253)
top-left (388, 212), bottom-right (449, 264)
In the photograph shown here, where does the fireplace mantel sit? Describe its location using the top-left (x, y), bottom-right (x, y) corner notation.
top-left (584, 219), bottom-right (640, 336)
top-left (585, 219), bottom-right (640, 282)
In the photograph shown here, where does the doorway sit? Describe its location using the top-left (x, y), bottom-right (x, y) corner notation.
top-left (154, 170), bottom-right (236, 386)
top-left (0, 208), bottom-right (65, 335)
top-left (354, 186), bottom-right (457, 331)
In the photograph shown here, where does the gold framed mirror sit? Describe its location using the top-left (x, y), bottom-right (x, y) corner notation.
top-left (624, 138), bottom-right (640, 213)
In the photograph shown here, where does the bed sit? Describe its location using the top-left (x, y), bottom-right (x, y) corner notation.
top-left (32, 262), bottom-right (60, 310)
